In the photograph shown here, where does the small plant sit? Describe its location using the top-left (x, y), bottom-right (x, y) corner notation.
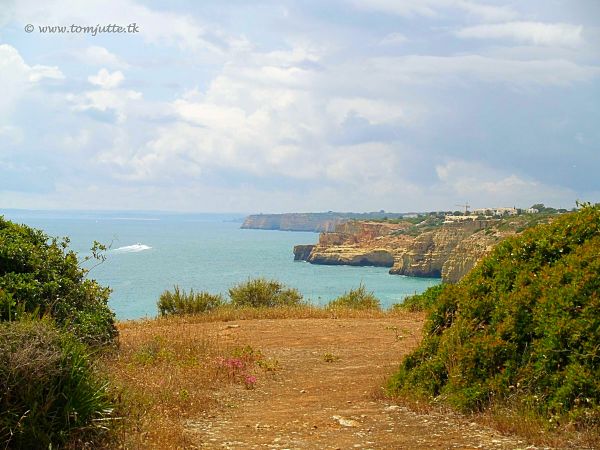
top-left (322, 352), bottom-right (340, 363)
top-left (157, 286), bottom-right (224, 316)
top-left (228, 278), bottom-right (303, 308)
top-left (133, 336), bottom-right (174, 365)
top-left (327, 284), bottom-right (380, 310)
top-left (256, 357), bottom-right (280, 372)
top-left (244, 375), bottom-right (257, 389)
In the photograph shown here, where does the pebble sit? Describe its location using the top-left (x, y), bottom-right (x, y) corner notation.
top-left (332, 415), bottom-right (360, 427)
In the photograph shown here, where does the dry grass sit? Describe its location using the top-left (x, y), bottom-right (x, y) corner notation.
top-left (99, 307), bottom-right (600, 449)
top-left (388, 391), bottom-right (600, 449)
top-left (144, 304), bottom-right (415, 323)
top-left (101, 318), bottom-right (233, 448)
top-left (480, 404), bottom-right (600, 449)
top-left (100, 307), bottom-right (417, 448)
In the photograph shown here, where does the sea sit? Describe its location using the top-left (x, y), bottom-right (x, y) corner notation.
top-left (1, 210), bottom-right (441, 321)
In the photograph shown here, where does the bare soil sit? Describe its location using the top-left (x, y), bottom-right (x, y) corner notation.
top-left (184, 317), bottom-right (538, 449)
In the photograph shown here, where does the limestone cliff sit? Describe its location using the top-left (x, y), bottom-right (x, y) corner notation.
top-left (242, 214), bottom-right (345, 232)
top-left (241, 212), bottom-right (409, 232)
top-left (294, 220), bottom-right (515, 282)
top-left (294, 221), bottom-right (413, 268)
top-left (389, 221), bottom-right (490, 278)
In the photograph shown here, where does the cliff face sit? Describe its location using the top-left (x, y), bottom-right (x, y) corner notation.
top-left (242, 214), bottom-right (344, 232)
top-left (389, 221), bottom-right (489, 278)
top-left (241, 211), bottom-right (410, 232)
top-left (294, 220), bottom-right (513, 282)
top-left (294, 221), bottom-right (413, 268)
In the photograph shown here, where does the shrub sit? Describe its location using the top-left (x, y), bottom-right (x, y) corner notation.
top-left (327, 284), bottom-right (380, 310)
top-left (228, 278), bottom-right (303, 308)
top-left (0, 216), bottom-right (116, 346)
top-left (396, 283), bottom-right (446, 312)
top-left (0, 318), bottom-right (114, 449)
top-left (389, 205), bottom-right (600, 427)
top-left (157, 286), bottom-right (224, 316)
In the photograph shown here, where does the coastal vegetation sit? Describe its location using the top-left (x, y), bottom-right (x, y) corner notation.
top-left (0, 216), bottom-right (118, 449)
top-left (158, 279), bottom-right (386, 317)
top-left (0, 318), bottom-right (114, 448)
top-left (229, 278), bottom-right (303, 308)
top-left (388, 204), bottom-right (600, 442)
top-left (326, 284), bottom-right (381, 310)
top-left (158, 286), bottom-right (224, 315)
top-left (0, 216), bottom-right (116, 346)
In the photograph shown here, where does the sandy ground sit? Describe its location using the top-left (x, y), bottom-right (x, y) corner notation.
top-left (184, 317), bottom-right (538, 449)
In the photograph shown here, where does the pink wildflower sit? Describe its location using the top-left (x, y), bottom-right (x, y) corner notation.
top-left (244, 375), bottom-right (257, 389)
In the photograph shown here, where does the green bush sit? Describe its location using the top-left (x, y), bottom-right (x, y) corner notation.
top-left (389, 204), bottom-right (600, 426)
top-left (397, 283), bottom-right (446, 312)
top-left (0, 318), bottom-right (114, 449)
top-left (157, 286), bottom-right (224, 316)
top-left (0, 217), bottom-right (116, 346)
top-left (228, 278), bottom-right (303, 308)
top-left (327, 284), bottom-right (380, 310)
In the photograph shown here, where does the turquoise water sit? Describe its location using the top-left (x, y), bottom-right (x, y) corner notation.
top-left (1, 211), bottom-right (441, 320)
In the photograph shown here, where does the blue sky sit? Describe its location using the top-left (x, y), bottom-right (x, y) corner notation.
top-left (0, 0), bottom-right (599, 213)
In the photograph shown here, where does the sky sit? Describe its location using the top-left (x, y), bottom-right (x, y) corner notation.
top-left (0, 0), bottom-right (599, 213)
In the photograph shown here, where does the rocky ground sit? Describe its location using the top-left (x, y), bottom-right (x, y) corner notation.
top-left (185, 318), bottom-right (539, 449)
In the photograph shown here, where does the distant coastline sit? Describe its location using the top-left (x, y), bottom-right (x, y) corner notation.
top-left (240, 211), bottom-right (412, 232)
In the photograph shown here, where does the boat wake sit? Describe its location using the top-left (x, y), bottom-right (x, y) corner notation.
top-left (113, 243), bottom-right (152, 253)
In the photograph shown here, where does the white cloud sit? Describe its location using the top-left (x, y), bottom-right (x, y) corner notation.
top-left (456, 1), bottom-right (516, 22)
top-left (380, 32), bottom-right (408, 46)
top-left (327, 97), bottom-right (408, 125)
top-left (0, 44), bottom-right (63, 83)
top-left (88, 68), bottom-right (125, 89)
top-left (434, 160), bottom-right (576, 207)
top-left (0, 125), bottom-right (24, 146)
top-left (68, 88), bottom-right (142, 123)
top-left (367, 54), bottom-right (600, 86)
top-left (79, 46), bottom-right (129, 68)
top-left (351, 0), bottom-right (516, 21)
top-left (0, 44), bottom-right (64, 118)
top-left (457, 22), bottom-right (584, 47)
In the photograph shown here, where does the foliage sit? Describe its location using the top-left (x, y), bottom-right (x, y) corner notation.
top-left (157, 286), bottom-right (224, 316)
top-left (0, 318), bottom-right (114, 449)
top-left (327, 284), bottom-right (381, 310)
top-left (397, 284), bottom-right (446, 312)
top-left (0, 216), bottom-right (116, 345)
top-left (228, 278), bottom-right (303, 308)
top-left (388, 205), bottom-right (600, 428)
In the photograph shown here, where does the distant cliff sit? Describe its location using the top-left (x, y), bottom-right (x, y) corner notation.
top-left (294, 220), bottom-right (517, 283)
top-left (241, 212), bottom-right (407, 232)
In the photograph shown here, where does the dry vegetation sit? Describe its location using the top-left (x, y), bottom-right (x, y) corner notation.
top-left (101, 307), bottom-right (407, 448)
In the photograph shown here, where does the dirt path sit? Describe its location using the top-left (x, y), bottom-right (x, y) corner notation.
top-left (186, 318), bottom-right (536, 449)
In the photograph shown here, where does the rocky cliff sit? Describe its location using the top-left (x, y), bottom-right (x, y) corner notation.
top-left (241, 212), bottom-right (409, 232)
top-left (242, 214), bottom-right (345, 232)
top-left (294, 220), bottom-right (514, 282)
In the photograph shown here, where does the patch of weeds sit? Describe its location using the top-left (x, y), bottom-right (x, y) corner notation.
top-left (327, 284), bottom-right (380, 310)
top-left (256, 357), bottom-right (280, 372)
top-left (133, 336), bottom-right (172, 365)
top-left (322, 352), bottom-right (340, 363)
top-left (385, 325), bottom-right (406, 341)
